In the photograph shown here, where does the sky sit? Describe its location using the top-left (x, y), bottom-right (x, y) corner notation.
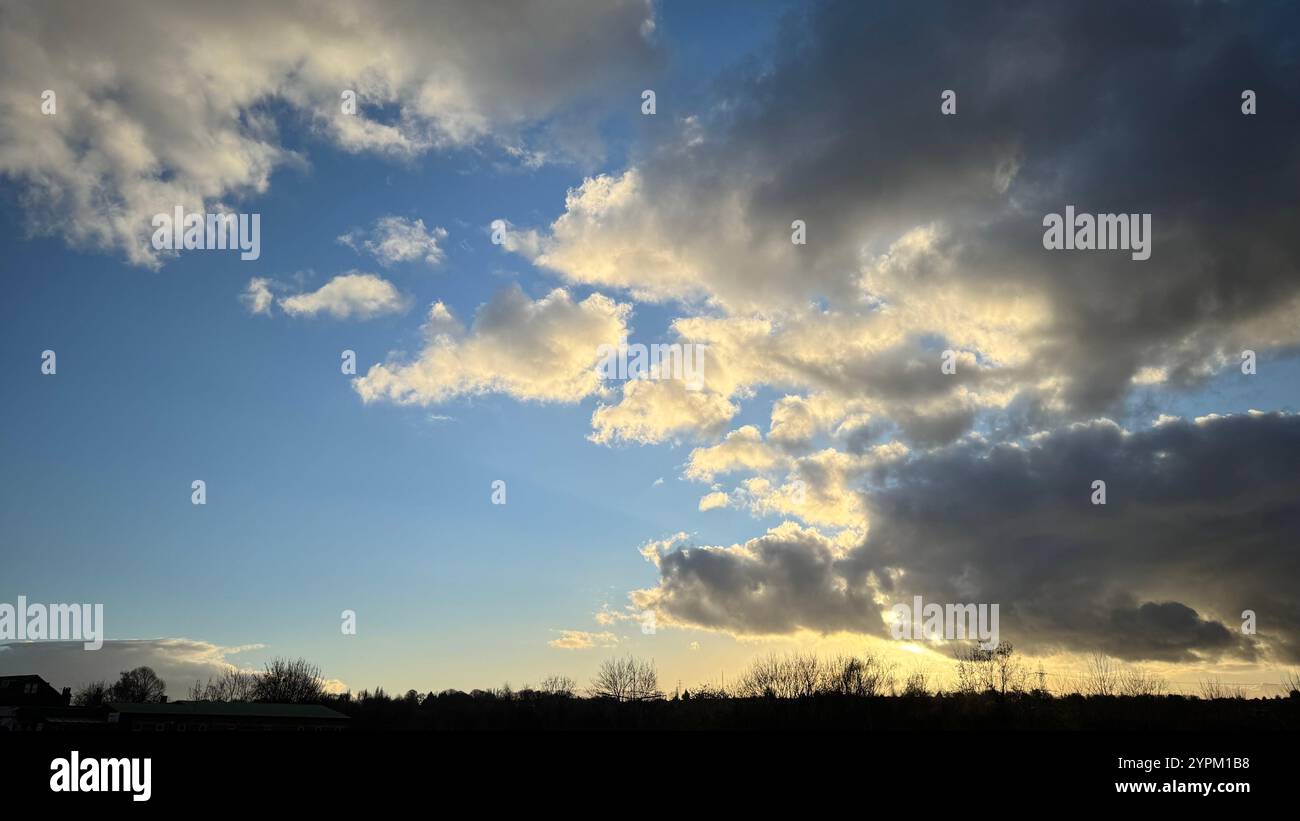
top-left (2, 0), bottom-right (1299, 699)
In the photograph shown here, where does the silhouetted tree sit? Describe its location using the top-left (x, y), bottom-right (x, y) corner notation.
top-left (590, 656), bottom-right (662, 701)
top-left (1118, 666), bottom-right (1166, 697)
top-left (72, 680), bottom-right (110, 706)
top-left (539, 674), bottom-right (576, 697)
top-left (1283, 670), bottom-right (1300, 698)
top-left (253, 657), bottom-right (324, 703)
top-left (737, 652), bottom-right (821, 698)
top-left (824, 653), bottom-right (894, 696)
top-left (1199, 676), bottom-right (1245, 700)
top-left (110, 666), bottom-right (166, 703)
top-left (953, 642), bottom-right (1026, 694)
top-left (1083, 652), bottom-right (1118, 696)
top-left (189, 668), bottom-right (258, 702)
top-left (902, 669), bottom-right (931, 697)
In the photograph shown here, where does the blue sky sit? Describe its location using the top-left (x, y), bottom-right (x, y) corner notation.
top-left (0, 0), bottom-right (806, 693)
top-left (3, 0), bottom-right (1300, 696)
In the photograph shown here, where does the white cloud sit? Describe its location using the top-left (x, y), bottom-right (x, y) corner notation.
top-left (339, 216), bottom-right (448, 267)
top-left (589, 378), bottom-right (737, 445)
top-left (502, 170), bottom-right (711, 304)
top-left (241, 277), bottom-right (275, 315)
top-left (278, 272), bottom-right (408, 319)
top-left (354, 285), bottom-right (631, 405)
top-left (0, 0), bottom-right (659, 266)
top-left (685, 425), bottom-right (786, 481)
top-left (698, 491), bottom-right (730, 511)
top-left (548, 630), bottom-right (618, 650)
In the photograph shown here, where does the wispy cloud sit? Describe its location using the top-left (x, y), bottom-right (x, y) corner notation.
top-left (263, 272), bottom-right (409, 320)
top-left (338, 216), bottom-right (448, 268)
top-left (548, 630), bottom-right (619, 650)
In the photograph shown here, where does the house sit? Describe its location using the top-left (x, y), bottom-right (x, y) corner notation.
top-left (0, 674), bottom-right (71, 706)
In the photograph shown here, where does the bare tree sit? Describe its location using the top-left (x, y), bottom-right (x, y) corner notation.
top-left (1199, 676), bottom-right (1245, 700)
top-left (953, 642), bottom-right (1027, 694)
top-left (736, 652), bottom-right (898, 698)
top-left (253, 657), bottom-right (325, 703)
top-left (737, 652), bottom-right (823, 698)
top-left (1282, 670), bottom-right (1300, 697)
top-left (823, 653), bottom-right (895, 697)
top-left (953, 644), bottom-right (990, 694)
top-left (590, 657), bottom-right (662, 702)
top-left (110, 666), bottom-right (166, 703)
top-left (72, 680), bottom-right (110, 707)
top-left (539, 674), bottom-right (576, 697)
top-left (902, 668), bottom-right (931, 697)
top-left (1118, 666), bottom-right (1166, 697)
top-left (736, 654), bottom-right (787, 698)
top-left (992, 643), bottom-right (1029, 694)
top-left (1083, 653), bottom-right (1118, 696)
top-left (189, 668), bottom-right (258, 702)
top-left (789, 652), bottom-right (824, 697)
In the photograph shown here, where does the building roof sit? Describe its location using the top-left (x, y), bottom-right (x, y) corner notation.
top-left (0, 674), bottom-right (67, 705)
top-left (107, 701), bottom-right (348, 720)
top-left (0, 674), bottom-right (56, 687)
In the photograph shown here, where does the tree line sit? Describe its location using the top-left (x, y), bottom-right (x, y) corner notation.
top-left (70, 644), bottom-right (1300, 708)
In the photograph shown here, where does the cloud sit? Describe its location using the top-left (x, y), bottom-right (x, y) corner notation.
top-left (734, 447), bottom-right (890, 531)
top-left (698, 491), bottom-right (729, 512)
top-left (685, 426), bottom-right (786, 481)
top-left (501, 170), bottom-right (708, 304)
top-left (277, 272), bottom-right (408, 319)
top-left (580, 303), bottom-right (1012, 452)
top-left (0, 0), bottom-right (660, 266)
top-left (339, 216), bottom-right (448, 267)
top-left (499, 0), bottom-right (1300, 429)
top-left (632, 521), bottom-right (867, 637)
top-left (0, 639), bottom-right (270, 697)
top-left (241, 277), bottom-right (275, 316)
top-left (682, 422), bottom-right (907, 532)
top-left (589, 377), bottom-right (737, 445)
top-left (548, 630), bottom-right (618, 650)
top-left (354, 284), bottom-right (631, 405)
top-left (631, 412), bottom-right (1300, 664)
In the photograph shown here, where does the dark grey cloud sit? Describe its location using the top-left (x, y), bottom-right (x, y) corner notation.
top-left (640, 412), bottom-right (1300, 663)
top-left (594, 0), bottom-right (1300, 421)
top-left (642, 525), bottom-right (875, 637)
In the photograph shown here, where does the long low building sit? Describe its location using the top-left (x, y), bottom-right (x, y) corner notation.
top-left (0, 675), bottom-right (349, 731)
top-left (107, 702), bottom-right (349, 732)
top-left (0, 705), bottom-right (110, 732)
